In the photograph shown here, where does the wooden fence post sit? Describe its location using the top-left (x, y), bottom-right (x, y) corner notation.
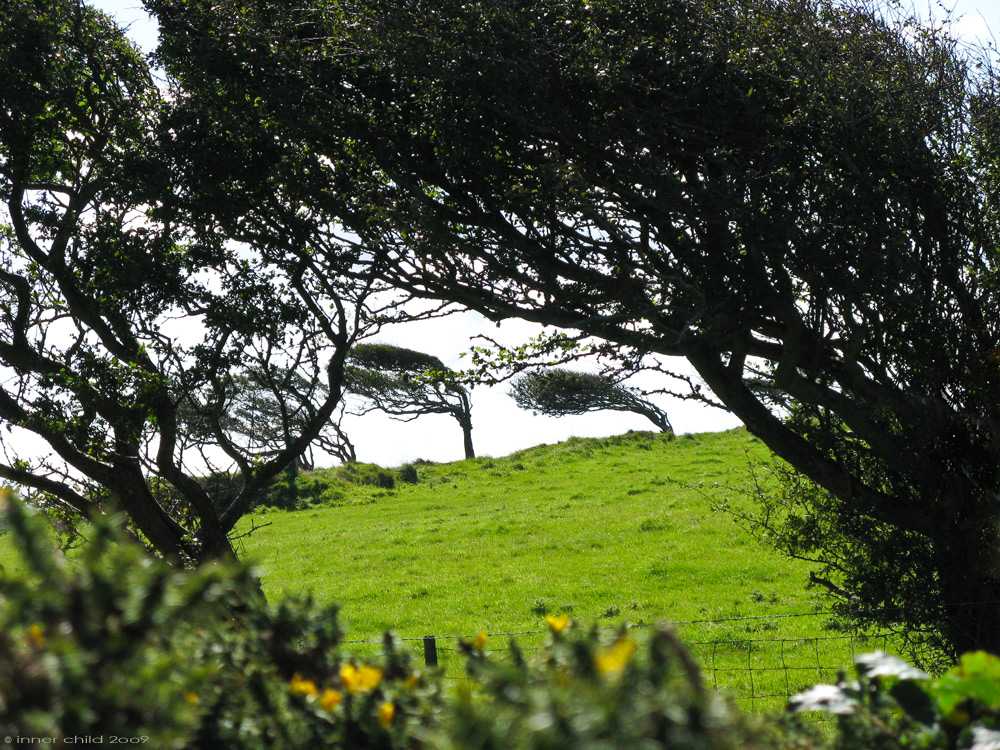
top-left (423, 635), bottom-right (438, 668)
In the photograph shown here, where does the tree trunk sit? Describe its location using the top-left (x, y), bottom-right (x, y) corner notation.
top-left (461, 418), bottom-right (475, 459)
top-left (111, 471), bottom-right (192, 562)
top-left (933, 526), bottom-right (1000, 657)
top-left (630, 405), bottom-right (674, 436)
top-left (196, 517), bottom-right (241, 564)
top-left (112, 465), bottom-right (246, 566)
top-left (454, 397), bottom-right (475, 459)
top-left (651, 411), bottom-right (675, 436)
top-left (282, 458), bottom-right (300, 510)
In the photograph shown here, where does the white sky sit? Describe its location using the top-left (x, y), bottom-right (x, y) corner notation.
top-left (81, 0), bottom-right (997, 467)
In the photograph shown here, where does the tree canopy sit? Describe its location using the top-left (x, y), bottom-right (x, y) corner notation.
top-left (181, 365), bottom-right (358, 468)
top-left (510, 369), bottom-right (673, 434)
top-left (147, 0), bottom-right (1000, 656)
top-left (0, 0), bottom-right (415, 563)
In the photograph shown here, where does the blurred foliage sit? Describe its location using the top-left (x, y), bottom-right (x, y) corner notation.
top-left (434, 623), bottom-right (776, 750)
top-left (0, 488), bottom-right (441, 747)
top-left (789, 650), bottom-right (1000, 750)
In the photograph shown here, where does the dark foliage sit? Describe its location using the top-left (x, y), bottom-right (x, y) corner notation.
top-left (148, 0), bottom-right (1000, 655)
top-left (511, 368), bottom-right (674, 433)
top-left (0, 0), bottom-right (416, 563)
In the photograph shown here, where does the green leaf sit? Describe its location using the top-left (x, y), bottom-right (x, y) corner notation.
top-left (933, 652), bottom-right (1000, 715)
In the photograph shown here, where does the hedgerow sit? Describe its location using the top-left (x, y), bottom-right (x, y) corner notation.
top-left (0, 489), bottom-right (441, 748)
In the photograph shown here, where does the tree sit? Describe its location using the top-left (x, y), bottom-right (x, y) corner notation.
top-left (0, 0), bottom-right (404, 564)
top-left (149, 0), bottom-right (1000, 656)
top-left (346, 344), bottom-right (475, 459)
top-left (181, 365), bottom-right (358, 470)
top-left (179, 365), bottom-right (358, 510)
top-left (510, 369), bottom-right (673, 434)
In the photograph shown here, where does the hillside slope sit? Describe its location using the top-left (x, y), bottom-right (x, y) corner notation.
top-left (236, 429), bottom-right (827, 640)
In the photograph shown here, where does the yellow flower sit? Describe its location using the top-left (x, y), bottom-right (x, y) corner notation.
top-left (184, 691), bottom-right (200, 706)
top-left (473, 631), bottom-right (488, 650)
top-left (595, 637), bottom-right (636, 675)
top-left (289, 673), bottom-right (319, 696)
top-left (28, 624), bottom-right (45, 648)
top-left (340, 663), bottom-right (383, 694)
top-left (358, 665), bottom-right (383, 690)
top-left (320, 688), bottom-right (343, 711)
top-left (378, 701), bottom-right (395, 728)
top-left (544, 614), bottom-right (570, 633)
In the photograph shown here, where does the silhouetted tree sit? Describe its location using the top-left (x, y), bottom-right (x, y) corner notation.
top-left (347, 344), bottom-right (475, 459)
top-left (511, 369), bottom-right (673, 434)
top-left (0, 0), bottom-right (399, 563)
top-left (150, 0), bottom-right (1000, 654)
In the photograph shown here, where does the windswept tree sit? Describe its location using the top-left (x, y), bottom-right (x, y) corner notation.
top-left (347, 344), bottom-right (475, 459)
top-left (150, 0), bottom-right (1000, 655)
top-left (179, 365), bottom-right (357, 510)
top-left (0, 0), bottom-right (407, 564)
top-left (510, 369), bottom-right (673, 434)
top-left (181, 366), bottom-right (357, 470)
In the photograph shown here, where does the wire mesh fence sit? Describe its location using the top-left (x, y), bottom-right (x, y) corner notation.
top-left (685, 631), bottom-right (892, 713)
top-left (342, 610), bottom-right (898, 714)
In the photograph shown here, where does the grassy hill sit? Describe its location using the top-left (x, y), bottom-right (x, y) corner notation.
top-left (0, 428), bottom-right (888, 711)
top-left (234, 428), bottom-right (888, 711)
top-left (239, 428), bottom-right (794, 634)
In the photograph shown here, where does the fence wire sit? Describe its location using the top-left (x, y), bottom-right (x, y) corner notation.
top-left (340, 609), bottom-right (905, 714)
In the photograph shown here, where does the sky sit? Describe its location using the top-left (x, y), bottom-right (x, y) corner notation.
top-left (81, 0), bottom-right (998, 467)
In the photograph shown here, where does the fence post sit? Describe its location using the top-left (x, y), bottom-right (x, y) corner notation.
top-left (423, 636), bottom-right (438, 668)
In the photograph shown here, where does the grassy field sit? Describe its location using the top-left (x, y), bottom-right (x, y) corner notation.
top-left (0, 428), bottom-right (890, 712)
top-left (233, 428), bottom-right (890, 712)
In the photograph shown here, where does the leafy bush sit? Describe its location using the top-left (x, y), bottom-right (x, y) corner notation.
top-left (0, 489), bottom-right (440, 747)
top-left (434, 621), bottom-right (774, 750)
top-left (398, 464), bottom-right (420, 485)
top-left (335, 463), bottom-right (397, 490)
top-left (253, 463), bottom-right (399, 511)
top-left (789, 650), bottom-right (1000, 750)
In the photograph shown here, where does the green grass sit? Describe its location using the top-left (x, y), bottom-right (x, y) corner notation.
top-left (0, 428), bottom-right (889, 713)
top-left (238, 430), bottom-right (782, 631)
top-left (233, 428), bottom-right (890, 712)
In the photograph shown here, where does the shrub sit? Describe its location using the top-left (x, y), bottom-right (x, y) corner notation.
top-left (0, 491), bottom-right (233, 745)
top-left (0, 489), bottom-right (440, 748)
top-left (250, 464), bottom-right (404, 511)
top-left (335, 463), bottom-right (397, 490)
top-left (434, 623), bottom-right (774, 750)
top-left (789, 650), bottom-right (1000, 750)
top-left (529, 599), bottom-right (550, 616)
top-left (398, 464), bottom-right (419, 484)
top-left (371, 470), bottom-right (396, 490)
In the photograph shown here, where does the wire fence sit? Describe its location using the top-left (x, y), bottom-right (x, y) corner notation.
top-left (341, 609), bottom-right (899, 714)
